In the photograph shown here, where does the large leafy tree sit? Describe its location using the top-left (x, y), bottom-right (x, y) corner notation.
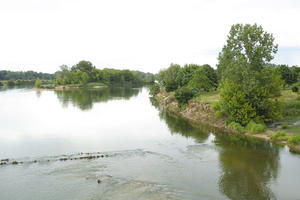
top-left (158, 64), bottom-right (181, 92)
top-left (217, 24), bottom-right (282, 125)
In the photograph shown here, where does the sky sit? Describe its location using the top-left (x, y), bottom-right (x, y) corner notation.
top-left (0, 0), bottom-right (299, 74)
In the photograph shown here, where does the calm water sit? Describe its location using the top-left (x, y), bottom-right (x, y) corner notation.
top-left (0, 87), bottom-right (300, 200)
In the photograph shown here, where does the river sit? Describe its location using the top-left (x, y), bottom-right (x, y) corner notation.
top-left (0, 87), bottom-right (300, 200)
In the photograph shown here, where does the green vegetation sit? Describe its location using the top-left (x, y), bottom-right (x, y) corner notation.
top-left (35, 79), bottom-right (42, 88)
top-left (228, 122), bottom-right (245, 133)
top-left (0, 70), bottom-right (54, 80)
top-left (152, 23), bottom-right (300, 140)
top-left (158, 63), bottom-right (217, 93)
top-left (245, 121), bottom-right (266, 134)
top-left (174, 87), bottom-right (194, 106)
top-left (217, 24), bottom-right (282, 126)
top-left (270, 131), bottom-right (287, 141)
top-left (55, 60), bottom-right (155, 87)
top-left (288, 134), bottom-right (300, 145)
top-left (149, 83), bottom-right (160, 96)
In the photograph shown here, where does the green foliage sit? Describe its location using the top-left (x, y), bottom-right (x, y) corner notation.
top-left (283, 99), bottom-right (300, 117)
top-left (245, 121), bottom-right (266, 134)
top-left (188, 66), bottom-right (216, 92)
top-left (35, 79), bottom-right (42, 88)
top-left (174, 87), bottom-right (194, 106)
top-left (228, 122), bottom-right (245, 133)
top-left (158, 64), bottom-right (181, 92)
top-left (149, 83), bottom-right (160, 96)
top-left (0, 70), bottom-right (54, 81)
top-left (281, 122), bottom-right (289, 129)
top-left (158, 63), bottom-right (217, 93)
top-left (270, 131), bottom-right (286, 140)
top-left (54, 61), bottom-right (153, 86)
top-left (276, 64), bottom-right (298, 86)
top-left (292, 86), bottom-right (299, 93)
top-left (71, 60), bottom-right (95, 73)
top-left (288, 134), bottom-right (300, 145)
top-left (7, 80), bottom-right (15, 86)
top-left (0, 81), bottom-right (3, 87)
top-left (217, 24), bottom-right (282, 125)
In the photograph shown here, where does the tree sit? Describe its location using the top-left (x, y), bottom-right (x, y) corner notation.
top-left (158, 64), bottom-right (181, 92)
top-left (188, 67), bottom-right (212, 92)
top-left (277, 65), bottom-right (298, 86)
top-left (217, 24), bottom-right (282, 125)
top-left (71, 60), bottom-right (95, 73)
top-left (174, 87), bottom-right (194, 106)
top-left (35, 79), bottom-right (42, 88)
top-left (188, 65), bottom-right (217, 92)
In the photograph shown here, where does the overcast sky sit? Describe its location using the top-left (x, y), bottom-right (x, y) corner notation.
top-left (0, 0), bottom-right (299, 73)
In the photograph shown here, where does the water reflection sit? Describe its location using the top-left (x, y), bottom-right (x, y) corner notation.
top-left (151, 98), bottom-right (280, 200)
top-left (215, 135), bottom-right (280, 200)
top-left (159, 111), bottom-right (209, 143)
top-left (55, 87), bottom-right (140, 110)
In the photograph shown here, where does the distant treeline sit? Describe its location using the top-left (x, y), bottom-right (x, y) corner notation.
top-left (0, 61), bottom-right (155, 87)
top-left (54, 61), bottom-right (155, 86)
top-left (0, 70), bottom-right (54, 81)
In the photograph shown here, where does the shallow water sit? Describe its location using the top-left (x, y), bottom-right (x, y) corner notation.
top-left (0, 87), bottom-right (300, 200)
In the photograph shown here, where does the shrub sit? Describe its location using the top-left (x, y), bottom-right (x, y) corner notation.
top-left (281, 122), bottom-right (289, 129)
top-left (228, 122), bottom-right (245, 133)
top-left (0, 81), bottom-right (3, 87)
top-left (174, 87), bottom-right (194, 106)
top-left (288, 134), bottom-right (300, 145)
top-left (35, 79), bottom-right (42, 88)
top-left (245, 121), bottom-right (266, 134)
top-left (149, 83), bottom-right (160, 96)
top-left (270, 131), bottom-right (286, 140)
top-left (7, 80), bottom-right (15, 86)
top-left (292, 86), bottom-right (299, 93)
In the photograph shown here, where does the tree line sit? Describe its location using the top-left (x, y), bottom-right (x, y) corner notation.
top-left (54, 60), bottom-right (155, 86)
top-left (0, 70), bottom-right (54, 81)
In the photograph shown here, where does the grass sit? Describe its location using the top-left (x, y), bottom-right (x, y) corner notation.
top-left (279, 89), bottom-right (299, 101)
top-left (288, 134), bottom-right (300, 145)
top-left (245, 121), bottom-right (266, 134)
top-left (192, 91), bottom-right (220, 104)
top-left (270, 131), bottom-right (288, 141)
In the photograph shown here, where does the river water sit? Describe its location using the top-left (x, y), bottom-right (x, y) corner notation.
top-left (0, 87), bottom-right (300, 200)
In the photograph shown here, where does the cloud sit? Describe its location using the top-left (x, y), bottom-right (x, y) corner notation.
top-left (0, 0), bottom-right (299, 73)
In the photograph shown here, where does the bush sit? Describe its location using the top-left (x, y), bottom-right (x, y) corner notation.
top-left (292, 86), bottom-right (299, 93)
top-left (0, 81), bottom-right (3, 87)
top-left (245, 121), bottom-right (266, 134)
top-left (149, 83), bottom-right (160, 96)
top-left (288, 134), bottom-right (300, 145)
top-left (270, 131), bottom-right (286, 140)
top-left (35, 79), bottom-right (42, 88)
top-left (7, 80), bottom-right (15, 86)
top-left (281, 122), bottom-right (289, 129)
top-left (228, 122), bottom-right (245, 133)
top-left (174, 87), bottom-right (194, 105)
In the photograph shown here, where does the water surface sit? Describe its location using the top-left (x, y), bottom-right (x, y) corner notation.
top-left (0, 87), bottom-right (300, 200)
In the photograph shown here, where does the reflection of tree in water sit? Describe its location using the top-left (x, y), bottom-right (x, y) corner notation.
top-left (55, 87), bottom-right (140, 110)
top-left (150, 98), bottom-right (280, 199)
top-left (150, 97), bottom-right (209, 143)
top-left (216, 134), bottom-right (280, 200)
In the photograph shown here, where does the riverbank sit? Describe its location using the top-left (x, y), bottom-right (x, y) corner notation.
top-left (34, 82), bottom-right (108, 91)
top-left (154, 91), bottom-right (300, 154)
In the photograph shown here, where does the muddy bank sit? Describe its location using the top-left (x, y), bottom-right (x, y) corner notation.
top-left (154, 91), bottom-right (300, 154)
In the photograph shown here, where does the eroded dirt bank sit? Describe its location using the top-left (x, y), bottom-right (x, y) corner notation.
top-left (154, 91), bottom-right (300, 154)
